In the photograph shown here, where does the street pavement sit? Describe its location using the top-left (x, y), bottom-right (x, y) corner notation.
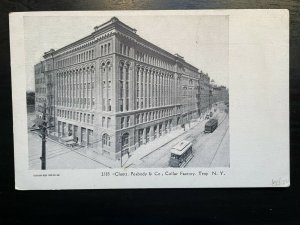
top-left (187, 114), bottom-right (229, 167)
top-left (28, 132), bottom-right (108, 169)
top-left (133, 104), bottom-right (229, 168)
top-left (28, 102), bottom-right (229, 169)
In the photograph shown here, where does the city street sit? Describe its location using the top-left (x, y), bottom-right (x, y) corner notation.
top-left (28, 132), bottom-right (108, 170)
top-left (28, 103), bottom-right (229, 169)
top-left (132, 104), bottom-right (229, 168)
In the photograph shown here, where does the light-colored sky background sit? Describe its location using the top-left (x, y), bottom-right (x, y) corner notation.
top-left (24, 15), bottom-right (228, 91)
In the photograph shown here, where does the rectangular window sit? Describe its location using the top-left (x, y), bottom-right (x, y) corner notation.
top-left (120, 81), bottom-right (123, 97)
top-left (107, 117), bottom-right (111, 128)
top-left (102, 117), bottom-right (105, 127)
top-left (108, 99), bottom-right (112, 111)
top-left (121, 117), bottom-right (124, 129)
top-left (126, 82), bottom-right (129, 95)
top-left (126, 99), bottom-right (129, 111)
top-left (103, 99), bottom-right (106, 111)
top-left (127, 46), bottom-right (130, 56)
top-left (119, 99), bottom-right (123, 112)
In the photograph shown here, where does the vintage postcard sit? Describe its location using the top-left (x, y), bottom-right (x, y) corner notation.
top-left (10, 10), bottom-right (289, 189)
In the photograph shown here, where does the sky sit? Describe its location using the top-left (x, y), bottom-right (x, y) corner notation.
top-left (24, 14), bottom-right (228, 91)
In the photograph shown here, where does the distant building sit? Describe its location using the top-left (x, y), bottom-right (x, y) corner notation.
top-left (210, 80), bottom-right (229, 105)
top-left (199, 71), bottom-right (210, 116)
top-left (34, 61), bottom-right (46, 117)
top-left (33, 17), bottom-right (228, 160)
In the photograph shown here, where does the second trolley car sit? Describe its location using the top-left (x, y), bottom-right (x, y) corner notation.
top-left (204, 118), bottom-right (218, 133)
top-left (169, 140), bottom-right (193, 168)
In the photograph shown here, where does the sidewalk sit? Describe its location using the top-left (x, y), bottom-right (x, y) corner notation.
top-left (71, 119), bottom-right (203, 169)
top-left (76, 146), bottom-right (120, 168)
top-left (45, 133), bottom-right (120, 168)
top-left (123, 117), bottom-right (207, 168)
top-left (43, 109), bottom-right (221, 169)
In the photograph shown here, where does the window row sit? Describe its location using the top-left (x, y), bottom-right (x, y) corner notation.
top-left (57, 97), bottom-right (95, 106)
top-left (101, 62), bottom-right (112, 112)
top-left (102, 99), bottom-right (112, 111)
top-left (135, 68), bottom-right (176, 109)
top-left (36, 98), bottom-right (46, 103)
top-left (135, 51), bottom-right (173, 71)
top-left (35, 67), bottom-right (43, 74)
top-left (100, 43), bottom-right (111, 56)
top-left (119, 64), bottom-right (130, 112)
top-left (36, 77), bottom-right (45, 84)
top-left (57, 109), bottom-right (94, 125)
top-left (102, 133), bottom-right (111, 146)
top-left (56, 49), bottom-right (95, 69)
top-left (182, 86), bottom-right (198, 98)
top-left (56, 70), bottom-right (95, 109)
top-left (135, 108), bottom-right (174, 125)
top-left (101, 116), bottom-right (111, 128)
top-left (36, 87), bottom-right (46, 94)
top-left (119, 43), bottom-right (130, 56)
top-left (120, 116), bottom-right (130, 129)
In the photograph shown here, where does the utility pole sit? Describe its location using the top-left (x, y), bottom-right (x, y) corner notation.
top-left (40, 103), bottom-right (47, 170)
top-left (120, 149), bottom-right (123, 168)
top-left (120, 137), bottom-right (124, 168)
top-left (209, 88), bottom-right (212, 111)
top-left (31, 102), bottom-right (53, 170)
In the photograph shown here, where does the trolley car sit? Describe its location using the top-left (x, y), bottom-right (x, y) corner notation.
top-left (169, 140), bottom-right (193, 168)
top-left (204, 119), bottom-right (218, 133)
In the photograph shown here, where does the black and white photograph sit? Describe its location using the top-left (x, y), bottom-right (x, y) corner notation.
top-left (10, 10), bottom-right (289, 189)
top-left (25, 14), bottom-right (229, 170)
top-left (2, 1), bottom-right (299, 224)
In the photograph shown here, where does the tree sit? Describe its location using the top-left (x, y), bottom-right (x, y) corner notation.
top-left (26, 91), bottom-right (35, 105)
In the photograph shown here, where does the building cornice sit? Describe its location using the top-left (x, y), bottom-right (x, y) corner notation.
top-left (41, 17), bottom-right (200, 75)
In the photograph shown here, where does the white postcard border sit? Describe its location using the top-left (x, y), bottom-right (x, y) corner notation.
top-left (10, 10), bottom-right (289, 189)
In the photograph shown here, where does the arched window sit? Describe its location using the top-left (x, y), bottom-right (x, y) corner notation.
top-left (120, 62), bottom-right (124, 80)
top-left (102, 133), bottom-right (110, 146)
top-left (125, 64), bottom-right (130, 80)
top-left (101, 62), bottom-right (106, 72)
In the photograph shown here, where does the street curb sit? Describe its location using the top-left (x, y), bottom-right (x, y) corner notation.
top-left (125, 118), bottom-right (207, 168)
